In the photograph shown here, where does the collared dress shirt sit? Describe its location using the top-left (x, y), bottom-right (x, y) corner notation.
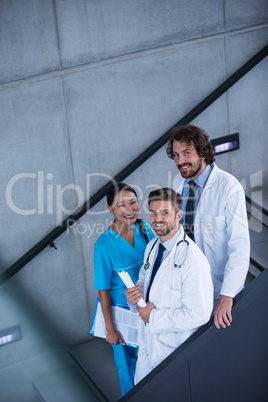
top-left (180, 164), bottom-right (213, 229)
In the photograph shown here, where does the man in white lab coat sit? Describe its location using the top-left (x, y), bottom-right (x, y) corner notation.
top-left (125, 188), bottom-right (213, 383)
top-left (166, 124), bottom-right (250, 329)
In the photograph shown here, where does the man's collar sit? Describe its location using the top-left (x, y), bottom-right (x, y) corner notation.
top-left (185, 163), bottom-right (213, 188)
top-left (160, 227), bottom-right (182, 252)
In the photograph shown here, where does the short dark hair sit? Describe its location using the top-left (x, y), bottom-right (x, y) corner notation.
top-left (166, 124), bottom-right (215, 164)
top-left (106, 182), bottom-right (137, 206)
top-left (148, 187), bottom-right (182, 213)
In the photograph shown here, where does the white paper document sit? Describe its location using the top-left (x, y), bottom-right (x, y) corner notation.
top-left (118, 270), bottom-right (146, 307)
top-left (90, 298), bottom-right (140, 348)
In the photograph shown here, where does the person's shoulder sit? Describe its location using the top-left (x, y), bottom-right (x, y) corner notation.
top-left (141, 220), bottom-right (153, 233)
top-left (94, 227), bottom-right (113, 248)
top-left (188, 238), bottom-right (210, 268)
top-left (212, 164), bottom-right (243, 188)
top-left (136, 220), bottom-right (155, 242)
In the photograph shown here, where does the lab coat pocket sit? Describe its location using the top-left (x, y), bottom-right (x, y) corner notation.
top-left (213, 216), bottom-right (227, 259)
top-left (162, 285), bottom-right (182, 309)
top-left (197, 214), bottom-right (226, 249)
top-left (213, 216), bottom-right (226, 238)
top-left (169, 289), bottom-right (183, 309)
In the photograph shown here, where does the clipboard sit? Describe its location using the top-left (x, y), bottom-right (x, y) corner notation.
top-left (90, 298), bottom-right (139, 348)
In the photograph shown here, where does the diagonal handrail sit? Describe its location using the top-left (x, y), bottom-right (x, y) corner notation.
top-left (1, 44), bottom-right (267, 285)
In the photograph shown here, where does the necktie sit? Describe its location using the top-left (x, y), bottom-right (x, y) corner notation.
top-left (146, 243), bottom-right (165, 302)
top-left (185, 180), bottom-right (196, 240)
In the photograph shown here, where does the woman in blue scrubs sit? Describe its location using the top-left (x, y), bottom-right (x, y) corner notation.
top-left (94, 182), bottom-right (154, 396)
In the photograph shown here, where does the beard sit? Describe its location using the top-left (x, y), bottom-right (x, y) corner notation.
top-left (152, 220), bottom-right (177, 237)
top-left (177, 158), bottom-right (203, 179)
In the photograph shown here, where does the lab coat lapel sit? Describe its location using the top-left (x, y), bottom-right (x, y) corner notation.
top-left (148, 229), bottom-right (184, 294)
top-left (195, 164), bottom-right (218, 215)
top-left (143, 239), bottom-right (160, 298)
top-left (174, 179), bottom-right (185, 195)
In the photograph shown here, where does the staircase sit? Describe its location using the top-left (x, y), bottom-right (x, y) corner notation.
top-left (247, 185), bottom-right (268, 278)
top-left (34, 187), bottom-right (268, 401)
top-left (66, 188), bottom-right (268, 401)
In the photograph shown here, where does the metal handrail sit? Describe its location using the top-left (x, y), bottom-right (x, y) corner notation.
top-left (1, 44), bottom-right (267, 285)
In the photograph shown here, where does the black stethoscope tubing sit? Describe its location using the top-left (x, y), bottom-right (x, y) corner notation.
top-left (144, 234), bottom-right (189, 270)
top-left (144, 238), bottom-right (158, 270)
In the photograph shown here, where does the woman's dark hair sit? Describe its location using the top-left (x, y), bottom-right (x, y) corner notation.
top-left (106, 182), bottom-right (137, 206)
top-left (106, 182), bottom-right (149, 243)
top-left (166, 124), bottom-right (215, 164)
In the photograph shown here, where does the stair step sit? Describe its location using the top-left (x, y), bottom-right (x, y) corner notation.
top-left (33, 366), bottom-right (99, 402)
top-left (69, 338), bottom-right (121, 402)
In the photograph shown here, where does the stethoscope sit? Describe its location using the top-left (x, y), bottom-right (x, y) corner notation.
top-left (144, 233), bottom-right (189, 270)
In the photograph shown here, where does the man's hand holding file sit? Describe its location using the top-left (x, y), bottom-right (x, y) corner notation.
top-left (124, 283), bottom-right (143, 306)
top-left (118, 271), bottom-right (146, 307)
top-left (125, 285), bottom-right (156, 323)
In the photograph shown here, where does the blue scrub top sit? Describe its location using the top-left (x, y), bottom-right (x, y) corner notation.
top-left (94, 221), bottom-right (154, 307)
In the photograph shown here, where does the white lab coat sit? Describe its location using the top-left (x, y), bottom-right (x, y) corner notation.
top-left (128, 227), bottom-right (213, 384)
top-left (173, 164), bottom-right (250, 301)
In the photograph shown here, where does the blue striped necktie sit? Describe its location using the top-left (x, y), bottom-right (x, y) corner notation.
top-left (146, 243), bottom-right (165, 302)
top-left (185, 180), bottom-right (196, 240)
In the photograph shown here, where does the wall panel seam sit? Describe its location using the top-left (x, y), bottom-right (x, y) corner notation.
top-left (0, 23), bottom-right (267, 91)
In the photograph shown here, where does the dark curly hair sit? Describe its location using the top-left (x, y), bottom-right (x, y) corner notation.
top-left (166, 124), bottom-right (215, 164)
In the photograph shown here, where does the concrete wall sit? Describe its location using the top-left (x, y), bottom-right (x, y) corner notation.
top-left (0, 0), bottom-right (267, 400)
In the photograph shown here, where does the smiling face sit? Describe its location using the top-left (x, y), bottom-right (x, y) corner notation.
top-left (108, 190), bottom-right (140, 227)
top-left (149, 200), bottom-right (182, 242)
top-left (172, 140), bottom-right (207, 180)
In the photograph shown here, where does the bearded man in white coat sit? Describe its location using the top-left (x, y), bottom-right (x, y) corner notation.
top-left (125, 188), bottom-right (213, 384)
top-left (166, 124), bottom-right (250, 329)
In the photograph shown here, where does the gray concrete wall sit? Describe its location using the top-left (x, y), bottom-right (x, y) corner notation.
top-left (0, 0), bottom-right (267, 399)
